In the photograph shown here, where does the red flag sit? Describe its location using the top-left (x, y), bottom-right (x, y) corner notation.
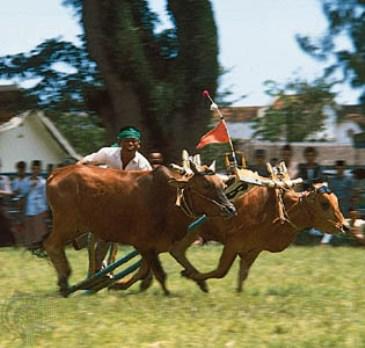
top-left (196, 120), bottom-right (230, 149)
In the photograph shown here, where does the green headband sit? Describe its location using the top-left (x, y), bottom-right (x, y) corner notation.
top-left (117, 127), bottom-right (141, 141)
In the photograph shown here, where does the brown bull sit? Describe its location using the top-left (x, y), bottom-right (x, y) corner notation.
top-left (44, 163), bottom-right (235, 296)
top-left (115, 182), bottom-right (347, 293)
top-left (176, 182), bottom-right (347, 291)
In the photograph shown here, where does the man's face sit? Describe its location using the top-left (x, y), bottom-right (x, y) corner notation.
top-left (32, 165), bottom-right (41, 176)
top-left (17, 166), bottom-right (26, 176)
top-left (120, 138), bottom-right (141, 152)
top-left (281, 150), bottom-right (292, 162)
top-left (255, 155), bottom-right (265, 165)
top-left (304, 152), bottom-right (316, 164)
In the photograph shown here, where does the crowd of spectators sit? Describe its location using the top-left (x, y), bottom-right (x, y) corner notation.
top-left (0, 160), bottom-right (49, 249)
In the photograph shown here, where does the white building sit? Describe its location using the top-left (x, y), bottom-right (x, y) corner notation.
top-left (0, 110), bottom-right (81, 173)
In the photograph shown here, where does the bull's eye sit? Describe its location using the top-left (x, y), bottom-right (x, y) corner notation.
top-left (321, 202), bottom-right (330, 210)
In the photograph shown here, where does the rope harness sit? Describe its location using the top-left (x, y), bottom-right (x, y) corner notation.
top-left (175, 186), bottom-right (230, 219)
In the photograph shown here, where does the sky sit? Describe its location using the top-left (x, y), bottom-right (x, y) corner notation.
top-left (0, 0), bottom-right (360, 106)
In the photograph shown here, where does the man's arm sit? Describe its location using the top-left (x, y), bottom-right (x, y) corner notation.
top-left (0, 176), bottom-right (13, 196)
top-left (77, 148), bottom-right (108, 166)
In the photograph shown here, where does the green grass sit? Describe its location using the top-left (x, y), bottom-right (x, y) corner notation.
top-left (1, 245), bottom-right (365, 348)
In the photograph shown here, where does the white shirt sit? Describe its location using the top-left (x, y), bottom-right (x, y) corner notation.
top-left (82, 147), bottom-right (152, 170)
top-left (12, 177), bottom-right (29, 196)
top-left (0, 175), bottom-right (12, 194)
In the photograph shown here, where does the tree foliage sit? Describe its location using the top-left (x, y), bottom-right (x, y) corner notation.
top-left (0, 0), bottom-right (219, 159)
top-left (252, 78), bottom-right (336, 142)
top-left (296, 0), bottom-right (365, 105)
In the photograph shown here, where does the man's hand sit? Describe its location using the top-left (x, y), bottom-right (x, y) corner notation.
top-left (77, 160), bottom-right (99, 166)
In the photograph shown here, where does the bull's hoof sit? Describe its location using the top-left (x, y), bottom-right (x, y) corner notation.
top-left (140, 277), bottom-right (153, 292)
top-left (59, 287), bottom-right (70, 298)
top-left (196, 280), bottom-right (209, 293)
top-left (162, 288), bottom-right (171, 296)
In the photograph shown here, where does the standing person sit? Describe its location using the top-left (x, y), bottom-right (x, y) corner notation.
top-left (23, 160), bottom-right (48, 249)
top-left (296, 147), bottom-right (323, 239)
top-left (321, 160), bottom-right (353, 245)
top-left (249, 149), bottom-right (269, 177)
top-left (11, 161), bottom-right (29, 246)
top-left (148, 151), bottom-right (164, 168)
top-left (296, 146), bottom-right (323, 189)
top-left (0, 159), bottom-right (15, 247)
top-left (280, 144), bottom-right (298, 178)
top-left (352, 167), bottom-right (365, 219)
top-left (78, 126), bottom-right (152, 170)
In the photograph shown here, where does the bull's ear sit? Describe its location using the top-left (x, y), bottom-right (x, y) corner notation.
top-left (168, 178), bottom-right (188, 189)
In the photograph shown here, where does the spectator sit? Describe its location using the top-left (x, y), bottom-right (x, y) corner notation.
top-left (352, 168), bottom-right (365, 219)
top-left (23, 160), bottom-right (48, 249)
top-left (249, 149), bottom-right (269, 177)
top-left (0, 159), bottom-right (15, 247)
top-left (46, 163), bottom-right (54, 177)
top-left (346, 208), bottom-right (365, 245)
top-left (296, 146), bottom-right (323, 190)
top-left (148, 151), bottom-right (164, 168)
top-left (280, 144), bottom-right (298, 178)
top-left (11, 161), bottom-right (29, 246)
top-left (321, 160), bottom-right (353, 245)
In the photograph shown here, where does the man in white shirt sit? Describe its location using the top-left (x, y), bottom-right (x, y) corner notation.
top-left (77, 126), bottom-right (152, 273)
top-left (78, 126), bottom-right (152, 170)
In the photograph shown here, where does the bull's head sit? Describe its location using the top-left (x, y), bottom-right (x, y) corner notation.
top-left (169, 161), bottom-right (236, 218)
top-left (303, 182), bottom-right (347, 234)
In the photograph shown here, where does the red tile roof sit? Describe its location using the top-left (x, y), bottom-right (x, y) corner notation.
top-left (218, 106), bottom-right (261, 123)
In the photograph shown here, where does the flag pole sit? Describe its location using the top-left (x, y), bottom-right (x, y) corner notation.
top-left (202, 90), bottom-right (238, 168)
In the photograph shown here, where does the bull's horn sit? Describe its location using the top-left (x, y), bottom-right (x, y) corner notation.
top-left (182, 149), bottom-right (190, 171)
top-left (189, 160), bottom-right (200, 174)
top-left (193, 154), bottom-right (201, 167)
top-left (170, 163), bottom-right (194, 176)
top-left (208, 160), bottom-right (216, 173)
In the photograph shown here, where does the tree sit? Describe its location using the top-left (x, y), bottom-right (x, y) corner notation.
top-left (0, 0), bottom-right (219, 159)
top-left (296, 0), bottom-right (365, 105)
top-left (252, 78), bottom-right (336, 142)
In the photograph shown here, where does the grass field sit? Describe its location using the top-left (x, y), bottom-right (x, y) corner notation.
top-left (0, 244), bottom-right (365, 348)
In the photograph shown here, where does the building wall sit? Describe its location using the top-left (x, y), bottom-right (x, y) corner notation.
top-left (0, 113), bottom-right (71, 172)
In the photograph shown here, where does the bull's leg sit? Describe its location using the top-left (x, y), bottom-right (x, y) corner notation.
top-left (43, 230), bottom-right (72, 297)
top-left (170, 230), bottom-right (209, 292)
top-left (237, 249), bottom-right (260, 293)
top-left (109, 258), bottom-right (150, 291)
top-left (144, 251), bottom-right (170, 296)
top-left (94, 239), bottom-right (112, 271)
top-left (107, 243), bottom-right (118, 265)
top-left (139, 269), bottom-right (153, 292)
top-left (87, 233), bottom-right (96, 276)
top-left (188, 244), bottom-right (237, 281)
